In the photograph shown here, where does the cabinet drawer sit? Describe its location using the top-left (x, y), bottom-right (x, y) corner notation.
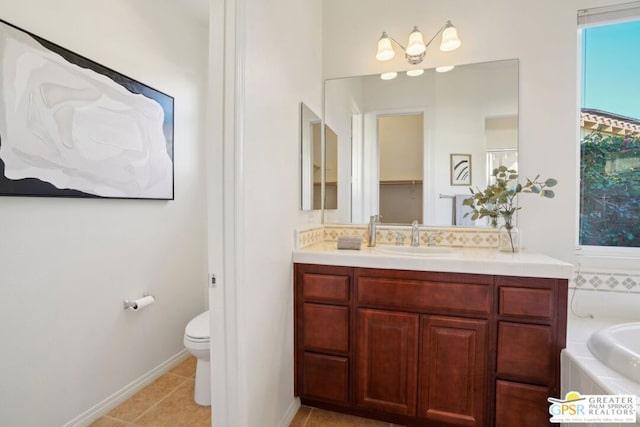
top-left (497, 322), bottom-right (552, 384)
top-left (302, 352), bottom-right (350, 405)
top-left (303, 303), bottom-right (349, 353)
top-left (495, 380), bottom-right (550, 427)
top-left (499, 287), bottom-right (553, 320)
top-left (358, 277), bottom-right (490, 315)
top-left (302, 273), bottom-right (350, 302)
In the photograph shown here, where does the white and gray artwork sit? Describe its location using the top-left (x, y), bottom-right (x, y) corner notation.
top-left (0, 19), bottom-right (174, 199)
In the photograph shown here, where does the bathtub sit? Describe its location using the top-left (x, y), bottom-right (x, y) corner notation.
top-left (563, 317), bottom-right (640, 426)
top-left (588, 322), bottom-right (640, 384)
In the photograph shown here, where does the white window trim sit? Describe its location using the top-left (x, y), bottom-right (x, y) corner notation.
top-left (578, 1), bottom-right (640, 28)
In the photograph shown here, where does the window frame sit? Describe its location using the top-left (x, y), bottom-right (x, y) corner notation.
top-left (576, 3), bottom-right (640, 258)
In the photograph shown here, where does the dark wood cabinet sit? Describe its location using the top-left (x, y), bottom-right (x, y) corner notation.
top-left (494, 276), bottom-right (568, 427)
top-left (301, 353), bottom-right (349, 404)
top-left (356, 309), bottom-right (418, 416)
top-left (294, 263), bottom-right (568, 426)
top-left (295, 264), bottom-right (353, 407)
top-left (497, 322), bottom-right (552, 384)
top-left (495, 380), bottom-right (551, 427)
top-left (418, 316), bottom-right (487, 426)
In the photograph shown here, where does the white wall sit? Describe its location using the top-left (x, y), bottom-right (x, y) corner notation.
top-left (243, 0), bottom-right (323, 420)
top-left (210, 0), bottom-right (323, 425)
top-left (323, 0), bottom-right (626, 263)
top-left (0, 1), bottom-right (208, 425)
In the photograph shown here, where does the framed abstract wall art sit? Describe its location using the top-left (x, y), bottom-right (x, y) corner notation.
top-left (450, 153), bottom-right (471, 186)
top-left (0, 19), bottom-right (174, 200)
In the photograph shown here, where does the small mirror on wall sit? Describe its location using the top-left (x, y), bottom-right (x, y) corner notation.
top-left (300, 103), bottom-right (322, 211)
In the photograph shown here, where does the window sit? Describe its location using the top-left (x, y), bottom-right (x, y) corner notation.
top-left (579, 5), bottom-right (640, 248)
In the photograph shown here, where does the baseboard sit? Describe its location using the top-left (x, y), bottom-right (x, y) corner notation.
top-left (278, 397), bottom-right (301, 427)
top-left (62, 349), bottom-right (190, 427)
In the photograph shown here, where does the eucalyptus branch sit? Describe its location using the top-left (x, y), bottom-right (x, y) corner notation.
top-left (463, 166), bottom-right (558, 230)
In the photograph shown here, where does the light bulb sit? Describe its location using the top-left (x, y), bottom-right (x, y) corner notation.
top-left (406, 26), bottom-right (426, 56)
top-left (380, 72), bottom-right (398, 80)
top-left (440, 22), bottom-right (461, 52)
top-left (406, 69), bottom-right (424, 77)
top-left (376, 33), bottom-right (395, 61)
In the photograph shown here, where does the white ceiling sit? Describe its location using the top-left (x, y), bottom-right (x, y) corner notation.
top-left (182, 0), bottom-right (208, 25)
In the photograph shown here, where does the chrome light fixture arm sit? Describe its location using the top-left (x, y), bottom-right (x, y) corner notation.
top-left (382, 32), bottom-right (407, 52)
top-left (423, 22), bottom-right (450, 51)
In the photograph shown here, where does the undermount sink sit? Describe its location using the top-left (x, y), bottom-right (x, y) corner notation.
top-left (374, 245), bottom-right (453, 256)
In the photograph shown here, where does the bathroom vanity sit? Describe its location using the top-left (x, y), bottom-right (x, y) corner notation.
top-left (293, 243), bottom-right (571, 427)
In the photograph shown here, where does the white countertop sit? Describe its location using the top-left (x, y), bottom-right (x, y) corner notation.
top-left (293, 242), bottom-right (573, 279)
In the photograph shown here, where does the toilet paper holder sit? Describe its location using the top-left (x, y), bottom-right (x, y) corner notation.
top-left (123, 293), bottom-right (154, 310)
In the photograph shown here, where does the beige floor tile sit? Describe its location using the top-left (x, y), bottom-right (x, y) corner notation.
top-left (132, 379), bottom-right (211, 427)
top-left (305, 408), bottom-right (389, 427)
top-left (89, 416), bottom-right (129, 426)
top-left (169, 356), bottom-right (197, 378)
top-left (289, 405), bottom-right (313, 426)
top-left (107, 373), bottom-right (187, 422)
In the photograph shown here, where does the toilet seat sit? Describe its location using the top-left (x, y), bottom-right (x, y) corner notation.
top-left (185, 311), bottom-right (209, 341)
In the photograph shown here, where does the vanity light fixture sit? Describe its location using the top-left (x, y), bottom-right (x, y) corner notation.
top-left (376, 21), bottom-right (461, 65)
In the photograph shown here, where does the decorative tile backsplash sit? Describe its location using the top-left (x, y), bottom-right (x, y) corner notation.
top-left (294, 226), bottom-right (325, 248)
top-left (295, 224), bottom-right (499, 249)
top-left (572, 269), bottom-right (640, 294)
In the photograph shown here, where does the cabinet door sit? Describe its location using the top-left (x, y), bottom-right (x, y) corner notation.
top-left (356, 309), bottom-right (418, 416)
top-left (418, 316), bottom-right (488, 426)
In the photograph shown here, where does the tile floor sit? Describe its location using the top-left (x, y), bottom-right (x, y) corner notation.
top-left (89, 357), bottom-right (398, 427)
top-left (289, 406), bottom-right (404, 427)
top-left (90, 356), bottom-right (210, 427)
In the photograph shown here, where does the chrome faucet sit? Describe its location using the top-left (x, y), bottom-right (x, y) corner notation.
top-left (411, 220), bottom-right (420, 247)
top-left (368, 215), bottom-right (379, 247)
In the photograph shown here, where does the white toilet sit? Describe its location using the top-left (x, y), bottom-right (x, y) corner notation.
top-left (184, 310), bottom-right (210, 406)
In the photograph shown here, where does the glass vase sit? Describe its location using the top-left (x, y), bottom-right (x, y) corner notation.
top-left (498, 226), bottom-right (520, 252)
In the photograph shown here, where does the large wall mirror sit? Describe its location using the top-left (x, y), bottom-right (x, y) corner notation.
top-left (323, 59), bottom-right (519, 226)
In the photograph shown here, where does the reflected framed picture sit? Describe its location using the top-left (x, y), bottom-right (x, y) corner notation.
top-left (450, 153), bottom-right (471, 186)
top-left (0, 18), bottom-right (174, 200)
